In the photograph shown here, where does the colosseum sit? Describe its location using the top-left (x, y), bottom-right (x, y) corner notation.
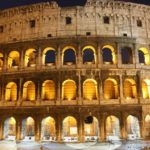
top-left (0, 0), bottom-right (150, 143)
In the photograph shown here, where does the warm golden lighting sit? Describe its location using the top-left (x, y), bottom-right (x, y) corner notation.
top-left (126, 115), bottom-right (140, 137)
top-left (83, 79), bottom-right (97, 100)
top-left (8, 51), bottom-right (20, 68)
top-left (42, 47), bottom-right (55, 65)
top-left (42, 117), bottom-right (56, 137)
top-left (25, 48), bottom-right (36, 67)
top-left (5, 82), bottom-right (17, 101)
top-left (23, 81), bottom-right (35, 101)
top-left (63, 116), bottom-right (77, 136)
top-left (0, 53), bottom-right (3, 68)
top-left (8, 117), bottom-right (16, 136)
top-left (144, 115), bottom-right (150, 137)
top-left (104, 78), bottom-right (118, 99)
top-left (26, 117), bottom-right (35, 136)
top-left (106, 116), bottom-right (120, 137)
top-left (62, 80), bottom-right (76, 100)
top-left (124, 79), bottom-right (137, 99)
top-left (102, 45), bottom-right (117, 64)
top-left (139, 47), bottom-right (150, 65)
top-left (42, 80), bottom-right (55, 100)
top-left (82, 46), bottom-right (96, 63)
top-left (84, 117), bottom-right (99, 136)
top-left (142, 79), bottom-right (150, 99)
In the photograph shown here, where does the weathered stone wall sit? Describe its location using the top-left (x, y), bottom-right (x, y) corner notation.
top-left (0, 0), bottom-right (150, 44)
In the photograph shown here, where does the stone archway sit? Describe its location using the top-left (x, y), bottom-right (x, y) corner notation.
top-left (22, 117), bottom-right (35, 141)
top-left (41, 117), bottom-right (56, 141)
top-left (84, 116), bottom-right (99, 142)
top-left (4, 117), bottom-right (16, 141)
top-left (62, 116), bottom-right (78, 142)
top-left (144, 115), bottom-right (150, 138)
top-left (126, 115), bottom-right (140, 140)
top-left (105, 115), bottom-right (120, 141)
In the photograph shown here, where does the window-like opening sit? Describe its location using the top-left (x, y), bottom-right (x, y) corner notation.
top-left (5, 82), bottom-right (17, 101)
top-left (83, 79), bottom-right (98, 100)
top-left (66, 17), bottom-right (72, 25)
top-left (137, 20), bottom-right (142, 27)
top-left (42, 80), bottom-right (55, 100)
top-left (41, 117), bottom-right (56, 141)
top-left (103, 16), bottom-right (110, 24)
top-left (121, 47), bottom-right (133, 64)
top-left (45, 50), bottom-right (55, 64)
top-left (138, 48), bottom-right (150, 65)
top-left (8, 51), bottom-right (20, 68)
top-left (83, 46), bottom-right (96, 64)
top-left (86, 32), bottom-right (91, 36)
top-left (63, 49), bottom-right (76, 65)
top-left (23, 81), bottom-right (35, 101)
top-left (0, 26), bottom-right (4, 33)
top-left (62, 116), bottom-right (78, 142)
top-left (25, 49), bottom-right (36, 67)
top-left (124, 79), bottom-right (137, 99)
top-left (62, 80), bottom-right (77, 101)
top-left (104, 78), bottom-right (118, 99)
top-left (142, 79), bottom-right (150, 99)
top-left (30, 20), bottom-right (36, 28)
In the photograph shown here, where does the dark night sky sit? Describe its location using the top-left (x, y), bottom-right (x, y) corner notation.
top-left (0, 0), bottom-right (149, 9)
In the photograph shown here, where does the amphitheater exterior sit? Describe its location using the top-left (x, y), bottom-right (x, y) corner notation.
top-left (0, 0), bottom-right (150, 142)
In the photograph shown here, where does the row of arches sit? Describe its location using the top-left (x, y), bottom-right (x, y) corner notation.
top-left (0, 46), bottom-right (150, 69)
top-left (4, 78), bottom-right (150, 101)
top-left (3, 115), bottom-right (146, 141)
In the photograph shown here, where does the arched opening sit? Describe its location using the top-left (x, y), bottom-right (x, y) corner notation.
top-left (8, 51), bottom-right (20, 68)
top-left (83, 46), bottom-right (96, 64)
top-left (142, 79), bottom-right (150, 99)
top-left (43, 47), bottom-right (56, 65)
top-left (102, 45), bottom-right (116, 64)
top-left (41, 117), bottom-right (56, 141)
top-left (0, 53), bottom-right (4, 69)
top-left (145, 115), bottom-right (150, 138)
top-left (121, 47), bottom-right (133, 64)
top-left (42, 80), bottom-right (55, 100)
top-left (104, 78), bottom-right (118, 99)
top-left (124, 79), bottom-right (137, 99)
top-left (62, 46), bottom-right (76, 65)
top-left (22, 117), bottom-right (35, 141)
top-left (23, 81), bottom-right (35, 101)
top-left (84, 116), bottom-right (99, 142)
top-left (126, 115), bottom-right (140, 140)
top-left (25, 48), bottom-right (36, 67)
top-left (138, 47), bottom-right (150, 65)
top-left (83, 79), bottom-right (98, 100)
top-left (5, 82), bottom-right (17, 101)
top-left (4, 117), bottom-right (16, 140)
top-left (106, 116), bottom-right (120, 141)
top-left (62, 80), bottom-right (77, 101)
top-left (62, 116), bottom-right (78, 142)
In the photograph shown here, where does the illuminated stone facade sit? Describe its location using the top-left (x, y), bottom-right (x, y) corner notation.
top-left (0, 0), bottom-right (150, 142)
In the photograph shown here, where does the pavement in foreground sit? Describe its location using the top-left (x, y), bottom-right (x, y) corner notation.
top-left (0, 140), bottom-right (150, 150)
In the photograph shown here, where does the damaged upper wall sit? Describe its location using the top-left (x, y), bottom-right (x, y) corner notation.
top-left (0, 0), bottom-right (149, 44)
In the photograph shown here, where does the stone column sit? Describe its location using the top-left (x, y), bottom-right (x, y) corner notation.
top-left (77, 44), bottom-right (82, 68)
top-left (0, 120), bottom-right (3, 140)
top-left (57, 45), bottom-right (61, 69)
top-left (18, 78), bottom-right (23, 103)
top-left (37, 47), bottom-right (42, 68)
top-left (99, 114), bottom-right (105, 141)
top-left (56, 77), bottom-right (61, 105)
top-left (16, 117), bottom-right (22, 141)
top-left (56, 115), bottom-right (62, 143)
top-left (78, 115), bottom-right (84, 142)
top-left (35, 117), bottom-right (41, 141)
top-left (120, 113), bottom-right (127, 139)
top-left (3, 52), bottom-right (7, 71)
top-left (120, 75), bottom-right (124, 104)
top-left (1, 82), bottom-right (5, 102)
top-left (78, 71), bottom-right (82, 105)
top-left (97, 43), bottom-right (102, 68)
top-left (139, 117), bottom-right (144, 139)
top-left (37, 81), bottom-right (41, 102)
top-left (20, 49), bottom-right (24, 69)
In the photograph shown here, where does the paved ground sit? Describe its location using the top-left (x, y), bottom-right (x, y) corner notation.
top-left (0, 140), bottom-right (150, 150)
